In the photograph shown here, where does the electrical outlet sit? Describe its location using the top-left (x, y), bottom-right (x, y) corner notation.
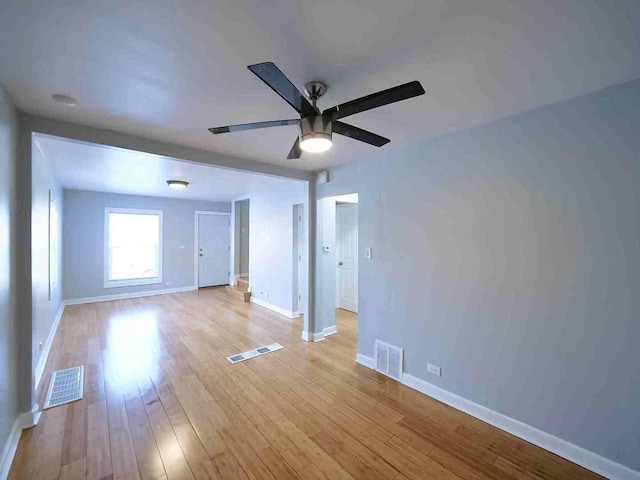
top-left (427, 363), bottom-right (441, 377)
top-left (166, 281), bottom-right (173, 286)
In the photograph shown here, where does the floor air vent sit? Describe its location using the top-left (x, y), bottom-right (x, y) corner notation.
top-left (44, 366), bottom-right (84, 409)
top-left (227, 343), bottom-right (284, 364)
top-left (375, 340), bottom-right (403, 381)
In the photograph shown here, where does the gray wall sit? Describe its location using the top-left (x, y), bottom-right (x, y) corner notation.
top-left (318, 79), bottom-right (640, 471)
top-left (0, 85), bottom-right (19, 463)
top-left (316, 197), bottom-right (337, 331)
top-left (247, 183), bottom-right (306, 313)
top-left (63, 190), bottom-right (229, 300)
top-left (31, 139), bottom-right (63, 379)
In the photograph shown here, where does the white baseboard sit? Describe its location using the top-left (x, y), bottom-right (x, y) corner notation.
top-left (18, 404), bottom-right (41, 431)
top-left (65, 286), bottom-right (197, 305)
top-left (354, 354), bottom-right (639, 480)
top-left (355, 353), bottom-right (375, 369)
top-left (323, 325), bottom-right (338, 336)
top-left (301, 330), bottom-right (325, 342)
top-left (34, 302), bottom-right (64, 390)
top-left (250, 297), bottom-right (296, 319)
top-left (0, 417), bottom-right (22, 480)
top-left (0, 405), bottom-right (42, 480)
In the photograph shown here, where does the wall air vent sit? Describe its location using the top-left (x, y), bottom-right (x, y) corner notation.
top-left (375, 340), bottom-right (403, 381)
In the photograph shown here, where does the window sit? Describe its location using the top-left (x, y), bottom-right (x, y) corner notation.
top-left (104, 208), bottom-right (163, 288)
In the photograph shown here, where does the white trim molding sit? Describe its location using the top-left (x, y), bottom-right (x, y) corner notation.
top-left (301, 330), bottom-right (325, 342)
top-left (355, 353), bottom-right (375, 369)
top-left (323, 325), bottom-right (338, 336)
top-left (0, 404), bottom-right (43, 480)
top-left (250, 296), bottom-right (297, 319)
top-left (0, 417), bottom-right (22, 480)
top-left (34, 302), bottom-right (64, 390)
top-left (19, 404), bottom-right (41, 431)
top-left (354, 354), bottom-right (640, 480)
top-left (65, 286), bottom-right (197, 306)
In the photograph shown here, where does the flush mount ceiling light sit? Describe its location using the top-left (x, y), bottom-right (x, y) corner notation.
top-left (52, 94), bottom-right (78, 106)
top-left (208, 62), bottom-right (425, 159)
top-left (166, 180), bottom-right (189, 189)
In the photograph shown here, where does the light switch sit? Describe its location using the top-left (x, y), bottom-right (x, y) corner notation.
top-left (364, 247), bottom-right (372, 259)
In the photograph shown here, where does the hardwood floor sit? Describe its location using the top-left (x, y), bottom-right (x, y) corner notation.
top-left (9, 287), bottom-right (602, 480)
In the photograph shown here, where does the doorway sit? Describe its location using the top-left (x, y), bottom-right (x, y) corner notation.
top-left (316, 193), bottom-right (358, 338)
top-left (234, 199), bottom-right (250, 287)
top-left (195, 212), bottom-right (230, 288)
top-left (336, 202), bottom-right (358, 313)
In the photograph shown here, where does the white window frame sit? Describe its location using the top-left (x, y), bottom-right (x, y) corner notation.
top-left (104, 207), bottom-right (163, 288)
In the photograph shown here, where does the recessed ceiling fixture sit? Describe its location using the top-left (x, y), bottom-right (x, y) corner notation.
top-left (52, 94), bottom-right (78, 106)
top-left (167, 180), bottom-right (189, 189)
top-left (209, 62), bottom-right (425, 159)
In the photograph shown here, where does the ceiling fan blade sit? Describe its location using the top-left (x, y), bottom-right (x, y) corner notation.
top-left (287, 137), bottom-right (302, 159)
top-left (324, 81), bottom-right (425, 120)
top-left (248, 62), bottom-right (319, 117)
top-left (332, 121), bottom-right (390, 147)
top-left (209, 118), bottom-right (299, 134)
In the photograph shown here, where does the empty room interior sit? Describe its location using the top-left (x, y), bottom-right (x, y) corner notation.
top-left (0, 2), bottom-right (639, 479)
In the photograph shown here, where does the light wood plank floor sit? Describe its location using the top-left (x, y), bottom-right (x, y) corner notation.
top-left (10, 287), bottom-right (603, 479)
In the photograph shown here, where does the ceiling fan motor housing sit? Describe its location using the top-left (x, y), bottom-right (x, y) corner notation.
top-left (300, 115), bottom-right (332, 143)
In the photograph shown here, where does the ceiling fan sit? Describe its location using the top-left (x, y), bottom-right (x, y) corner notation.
top-left (209, 62), bottom-right (425, 159)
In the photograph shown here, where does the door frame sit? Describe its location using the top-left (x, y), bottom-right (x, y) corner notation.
top-left (193, 211), bottom-right (232, 288)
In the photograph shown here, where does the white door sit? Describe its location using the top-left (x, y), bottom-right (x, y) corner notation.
top-left (336, 203), bottom-right (358, 313)
top-left (198, 214), bottom-right (229, 287)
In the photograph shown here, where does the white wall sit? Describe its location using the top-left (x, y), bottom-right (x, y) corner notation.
top-left (317, 79), bottom-right (640, 473)
top-left (243, 182), bottom-right (306, 314)
top-left (0, 85), bottom-right (19, 476)
top-left (31, 139), bottom-right (63, 385)
top-left (63, 190), bottom-right (230, 300)
top-left (292, 204), bottom-right (307, 314)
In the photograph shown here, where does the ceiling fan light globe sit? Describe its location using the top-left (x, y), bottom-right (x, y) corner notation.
top-left (300, 135), bottom-right (332, 153)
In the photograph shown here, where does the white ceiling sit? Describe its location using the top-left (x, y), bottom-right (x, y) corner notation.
top-left (34, 134), bottom-right (302, 202)
top-left (2, 1), bottom-right (640, 171)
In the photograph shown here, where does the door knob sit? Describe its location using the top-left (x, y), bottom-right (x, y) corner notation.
top-left (338, 262), bottom-right (343, 266)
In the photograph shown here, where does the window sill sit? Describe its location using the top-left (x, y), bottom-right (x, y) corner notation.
top-left (104, 277), bottom-right (163, 289)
